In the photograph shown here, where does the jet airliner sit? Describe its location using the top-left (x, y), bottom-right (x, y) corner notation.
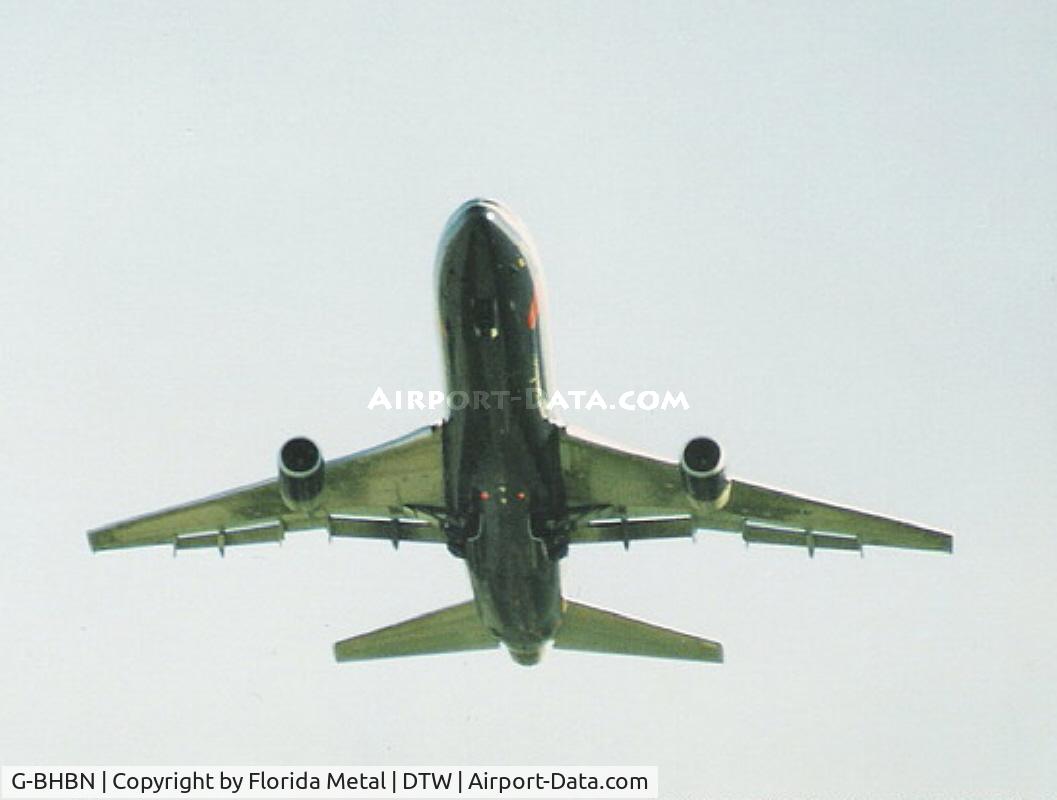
top-left (89, 199), bottom-right (952, 666)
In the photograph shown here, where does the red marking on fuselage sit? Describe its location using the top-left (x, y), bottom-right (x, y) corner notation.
top-left (526, 293), bottom-right (539, 330)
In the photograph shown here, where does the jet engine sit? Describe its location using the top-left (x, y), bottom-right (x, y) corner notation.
top-left (680, 436), bottom-right (730, 508)
top-left (279, 436), bottom-right (325, 511)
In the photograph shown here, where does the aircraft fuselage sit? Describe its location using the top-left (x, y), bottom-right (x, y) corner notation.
top-left (436, 199), bottom-right (565, 665)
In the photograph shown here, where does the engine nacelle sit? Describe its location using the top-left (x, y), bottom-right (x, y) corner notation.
top-left (279, 436), bottom-right (325, 512)
top-left (680, 436), bottom-right (730, 508)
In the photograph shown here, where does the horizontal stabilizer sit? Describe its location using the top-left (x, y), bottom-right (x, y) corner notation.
top-left (553, 600), bottom-right (723, 663)
top-left (333, 600), bottom-right (499, 662)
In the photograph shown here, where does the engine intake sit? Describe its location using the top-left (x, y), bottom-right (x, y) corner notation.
top-left (279, 436), bottom-right (325, 511)
top-left (680, 436), bottom-right (730, 507)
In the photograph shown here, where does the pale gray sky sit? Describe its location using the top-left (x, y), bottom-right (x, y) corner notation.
top-left (2, 2), bottom-right (1055, 797)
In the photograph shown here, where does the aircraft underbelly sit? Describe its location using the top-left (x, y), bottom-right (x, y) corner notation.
top-left (436, 198), bottom-right (567, 659)
top-left (468, 556), bottom-right (561, 647)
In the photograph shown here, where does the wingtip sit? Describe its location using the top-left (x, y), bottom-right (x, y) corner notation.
top-left (933, 531), bottom-right (954, 554)
top-left (86, 528), bottom-right (103, 553)
top-left (333, 639), bottom-right (357, 663)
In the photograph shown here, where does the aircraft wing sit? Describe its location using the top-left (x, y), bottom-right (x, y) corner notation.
top-left (559, 429), bottom-right (952, 555)
top-left (88, 425), bottom-right (448, 554)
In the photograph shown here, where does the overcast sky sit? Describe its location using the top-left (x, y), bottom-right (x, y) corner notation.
top-left (2, 2), bottom-right (1055, 797)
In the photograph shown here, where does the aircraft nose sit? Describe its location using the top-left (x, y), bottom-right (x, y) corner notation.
top-left (438, 199), bottom-right (515, 273)
top-left (436, 198), bottom-right (529, 297)
top-left (446, 198), bottom-right (507, 236)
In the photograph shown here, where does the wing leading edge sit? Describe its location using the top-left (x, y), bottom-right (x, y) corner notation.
top-left (559, 429), bottom-right (952, 555)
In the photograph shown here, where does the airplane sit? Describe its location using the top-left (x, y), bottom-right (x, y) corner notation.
top-left (88, 198), bottom-right (952, 666)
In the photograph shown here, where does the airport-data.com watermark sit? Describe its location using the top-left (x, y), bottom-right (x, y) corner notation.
top-left (366, 388), bottom-right (690, 413)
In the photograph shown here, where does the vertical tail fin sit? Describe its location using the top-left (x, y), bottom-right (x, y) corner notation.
top-left (333, 601), bottom-right (499, 662)
top-left (553, 600), bottom-right (723, 663)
